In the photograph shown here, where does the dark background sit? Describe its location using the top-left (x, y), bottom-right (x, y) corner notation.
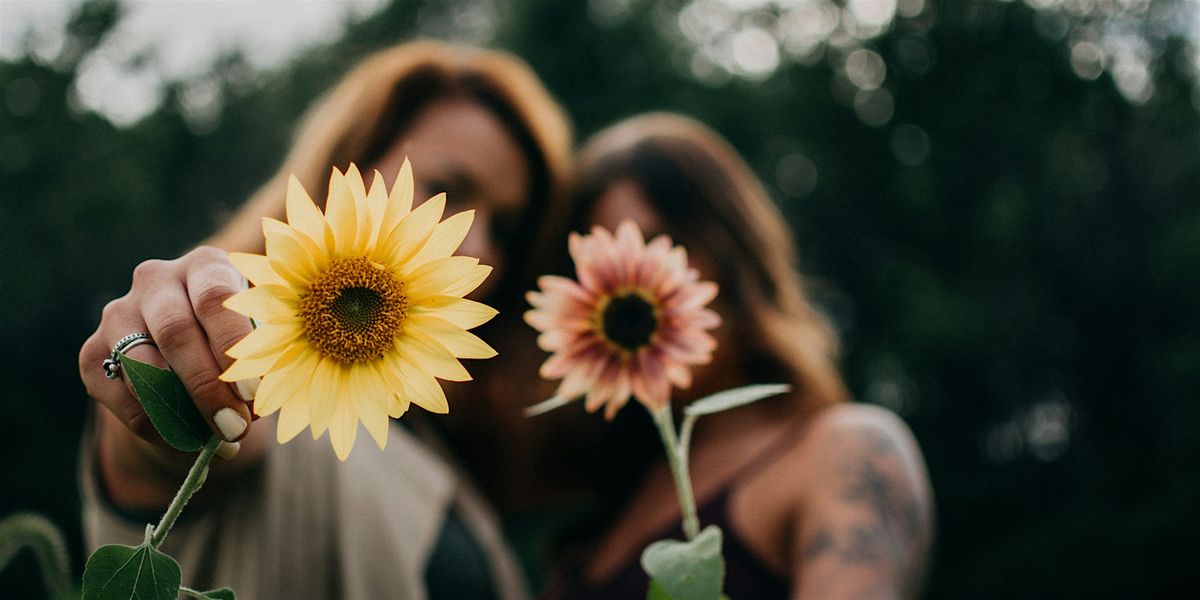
top-left (2, 0), bottom-right (1198, 597)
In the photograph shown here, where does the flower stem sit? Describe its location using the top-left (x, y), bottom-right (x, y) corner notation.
top-left (150, 434), bottom-right (221, 548)
top-left (651, 406), bottom-right (700, 541)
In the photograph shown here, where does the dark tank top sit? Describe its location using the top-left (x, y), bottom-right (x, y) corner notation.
top-left (543, 418), bottom-right (811, 600)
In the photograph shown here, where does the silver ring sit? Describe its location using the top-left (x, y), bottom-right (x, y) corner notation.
top-left (102, 332), bottom-right (156, 380)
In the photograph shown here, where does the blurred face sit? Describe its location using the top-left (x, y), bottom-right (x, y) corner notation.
top-left (372, 98), bottom-right (531, 298)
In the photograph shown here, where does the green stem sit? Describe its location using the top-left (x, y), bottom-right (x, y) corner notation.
top-left (0, 513), bottom-right (72, 599)
top-left (150, 434), bottom-right (221, 548)
top-left (651, 406), bottom-right (700, 540)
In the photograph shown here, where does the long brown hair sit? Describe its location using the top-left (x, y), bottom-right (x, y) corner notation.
top-left (208, 40), bottom-right (573, 313)
top-left (570, 113), bottom-right (849, 412)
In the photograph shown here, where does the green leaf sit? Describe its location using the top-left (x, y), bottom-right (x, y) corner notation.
top-left (121, 354), bottom-right (212, 452)
top-left (683, 384), bottom-right (791, 418)
top-left (647, 579), bottom-right (674, 600)
top-left (82, 542), bottom-right (181, 600)
top-left (641, 525), bottom-right (725, 600)
top-left (181, 586), bottom-right (236, 600)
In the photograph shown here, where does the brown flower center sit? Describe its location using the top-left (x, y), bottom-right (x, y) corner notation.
top-left (598, 290), bottom-right (660, 352)
top-left (301, 257), bottom-right (407, 363)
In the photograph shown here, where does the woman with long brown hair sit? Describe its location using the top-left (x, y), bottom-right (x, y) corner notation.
top-left (78, 40), bottom-right (572, 599)
top-left (543, 113), bottom-right (934, 599)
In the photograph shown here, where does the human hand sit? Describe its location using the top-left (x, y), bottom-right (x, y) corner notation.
top-left (80, 246), bottom-right (256, 452)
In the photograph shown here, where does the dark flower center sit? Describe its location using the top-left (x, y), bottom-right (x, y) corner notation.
top-left (600, 292), bottom-right (659, 351)
top-left (301, 257), bottom-right (407, 363)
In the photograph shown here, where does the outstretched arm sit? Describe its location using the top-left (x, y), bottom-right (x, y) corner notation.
top-left (791, 405), bottom-right (934, 600)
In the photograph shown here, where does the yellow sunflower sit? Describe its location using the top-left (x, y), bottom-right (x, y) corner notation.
top-left (218, 161), bottom-right (497, 460)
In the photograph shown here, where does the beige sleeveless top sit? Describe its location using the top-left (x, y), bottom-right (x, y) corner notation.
top-left (81, 420), bottom-right (530, 600)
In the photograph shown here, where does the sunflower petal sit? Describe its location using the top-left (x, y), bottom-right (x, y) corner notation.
top-left (307, 357), bottom-right (339, 438)
top-left (375, 357), bottom-right (411, 418)
top-left (376, 193), bottom-right (445, 268)
top-left (328, 393), bottom-right (359, 461)
top-left (229, 252), bottom-right (286, 287)
top-left (225, 321), bottom-right (303, 360)
top-left (407, 314), bottom-right (496, 359)
top-left (253, 347), bottom-right (318, 416)
top-left (277, 395), bottom-right (310, 444)
top-left (410, 296), bottom-right (497, 329)
top-left (352, 364), bottom-right (390, 450)
top-left (404, 256), bottom-right (481, 300)
top-left (344, 164), bottom-right (373, 251)
top-left (396, 332), bottom-right (472, 382)
top-left (263, 219), bottom-right (323, 286)
top-left (399, 360), bottom-right (449, 414)
top-left (409, 210), bottom-right (474, 266)
top-left (366, 169), bottom-right (389, 241)
top-left (380, 158), bottom-right (414, 235)
top-left (222, 285), bottom-right (297, 324)
top-left (325, 168), bottom-right (359, 257)
top-left (286, 175), bottom-right (328, 245)
top-left (443, 265), bottom-right (492, 298)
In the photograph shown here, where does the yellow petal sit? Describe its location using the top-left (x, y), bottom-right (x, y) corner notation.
top-left (229, 252), bottom-right (286, 287)
top-left (276, 395), bottom-right (310, 444)
top-left (406, 314), bottom-right (496, 359)
top-left (376, 357), bottom-right (411, 418)
top-left (409, 210), bottom-right (474, 267)
top-left (380, 158), bottom-right (414, 235)
top-left (352, 364), bottom-right (390, 450)
top-left (325, 168), bottom-right (359, 257)
top-left (286, 175), bottom-right (328, 246)
top-left (375, 193), bottom-right (445, 268)
top-left (343, 163), bottom-right (373, 252)
top-left (253, 347), bottom-right (318, 416)
top-left (307, 357), bottom-right (340, 438)
top-left (263, 218), bottom-right (323, 287)
top-left (403, 256), bottom-right (481, 301)
top-left (410, 296), bottom-right (497, 329)
top-left (328, 394), bottom-right (359, 461)
top-left (441, 264), bottom-right (492, 299)
top-left (219, 353), bottom-right (278, 382)
top-left (223, 285), bottom-right (297, 324)
top-left (399, 360), bottom-right (449, 414)
top-left (395, 333), bottom-right (471, 382)
top-left (225, 321), bottom-right (303, 360)
top-left (366, 169), bottom-right (389, 242)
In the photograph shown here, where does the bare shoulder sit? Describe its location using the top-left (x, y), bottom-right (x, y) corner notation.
top-left (790, 403), bottom-right (935, 599)
top-left (801, 403), bottom-right (926, 472)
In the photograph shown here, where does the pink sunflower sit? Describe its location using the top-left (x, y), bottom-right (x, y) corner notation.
top-left (525, 220), bottom-right (721, 418)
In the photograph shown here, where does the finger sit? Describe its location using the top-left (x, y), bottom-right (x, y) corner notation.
top-left (184, 248), bottom-right (257, 402)
top-left (79, 298), bottom-right (170, 448)
top-left (141, 268), bottom-right (250, 443)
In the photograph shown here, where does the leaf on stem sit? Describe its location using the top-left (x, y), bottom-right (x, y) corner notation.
top-left (121, 354), bottom-right (212, 451)
top-left (641, 525), bottom-right (725, 600)
top-left (683, 384), bottom-right (791, 418)
top-left (81, 542), bottom-right (181, 600)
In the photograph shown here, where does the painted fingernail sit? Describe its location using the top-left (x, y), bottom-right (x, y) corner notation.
top-left (235, 377), bottom-right (260, 402)
top-left (216, 441), bottom-right (241, 460)
top-left (214, 407), bottom-right (248, 442)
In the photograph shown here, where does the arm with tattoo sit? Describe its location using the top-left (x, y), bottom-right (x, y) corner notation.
top-left (792, 405), bottom-right (934, 599)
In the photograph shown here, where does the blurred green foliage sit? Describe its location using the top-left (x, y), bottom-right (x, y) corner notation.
top-left (2, 0), bottom-right (1198, 597)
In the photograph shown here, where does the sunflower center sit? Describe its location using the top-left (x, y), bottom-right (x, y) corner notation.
top-left (599, 291), bottom-right (660, 352)
top-left (301, 257), bottom-right (407, 363)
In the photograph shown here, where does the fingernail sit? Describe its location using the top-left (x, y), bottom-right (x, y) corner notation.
top-left (216, 441), bottom-right (241, 460)
top-left (235, 377), bottom-right (260, 402)
top-left (214, 407), bottom-right (248, 442)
